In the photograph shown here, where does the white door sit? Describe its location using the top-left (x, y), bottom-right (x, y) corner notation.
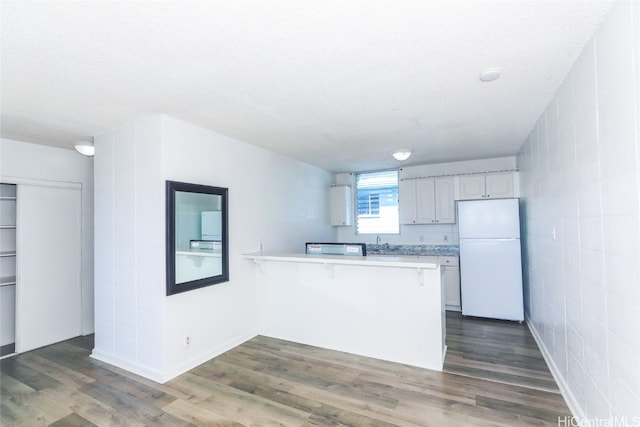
top-left (460, 238), bottom-right (524, 321)
top-left (458, 199), bottom-right (520, 239)
top-left (16, 184), bottom-right (81, 353)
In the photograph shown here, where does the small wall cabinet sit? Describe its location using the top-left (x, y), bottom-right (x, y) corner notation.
top-left (399, 177), bottom-right (455, 225)
top-left (457, 172), bottom-right (517, 200)
top-left (330, 185), bottom-right (352, 226)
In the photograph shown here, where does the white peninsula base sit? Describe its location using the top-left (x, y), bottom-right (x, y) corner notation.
top-left (244, 253), bottom-right (446, 371)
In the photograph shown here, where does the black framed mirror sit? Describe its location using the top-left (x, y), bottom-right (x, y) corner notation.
top-left (166, 180), bottom-right (229, 295)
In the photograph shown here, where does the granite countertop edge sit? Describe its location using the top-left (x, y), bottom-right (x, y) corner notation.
top-left (365, 244), bottom-right (459, 257)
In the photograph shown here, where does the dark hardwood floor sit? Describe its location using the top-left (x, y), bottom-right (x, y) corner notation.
top-left (1, 313), bottom-right (570, 426)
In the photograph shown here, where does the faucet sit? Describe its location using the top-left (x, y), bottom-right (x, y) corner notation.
top-left (376, 235), bottom-right (381, 245)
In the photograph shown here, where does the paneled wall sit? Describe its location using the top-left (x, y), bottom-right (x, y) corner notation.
top-left (517, 1), bottom-right (639, 420)
top-left (93, 114), bottom-right (335, 382)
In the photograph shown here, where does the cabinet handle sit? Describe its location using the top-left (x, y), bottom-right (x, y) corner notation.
top-left (481, 195), bottom-right (485, 198)
top-left (487, 194), bottom-right (490, 198)
top-left (436, 220), bottom-right (439, 223)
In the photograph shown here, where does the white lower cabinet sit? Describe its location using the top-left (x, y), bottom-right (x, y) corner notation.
top-left (440, 256), bottom-right (461, 311)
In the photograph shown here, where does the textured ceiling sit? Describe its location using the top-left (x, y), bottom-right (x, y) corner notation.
top-left (1, 0), bottom-right (612, 172)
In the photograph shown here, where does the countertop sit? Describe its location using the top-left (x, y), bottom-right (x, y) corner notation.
top-left (243, 252), bottom-right (439, 269)
top-left (366, 244), bottom-right (459, 257)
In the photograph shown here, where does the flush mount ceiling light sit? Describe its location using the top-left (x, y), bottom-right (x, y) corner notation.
top-left (479, 67), bottom-right (502, 82)
top-left (72, 141), bottom-right (95, 157)
top-left (392, 149), bottom-right (412, 161)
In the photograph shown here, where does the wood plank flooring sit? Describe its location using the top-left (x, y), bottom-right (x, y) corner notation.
top-left (444, 312), bottom-right (560, 392)
top-left (1, 314), bottom-right (570, 426)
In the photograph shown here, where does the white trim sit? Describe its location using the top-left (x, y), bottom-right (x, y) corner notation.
top-left (91, 331), bottom-right (258, 384)
top-left (161, 331), bottom-right (257, 383)
top-left (90, 350), bottom-right (165, 383)
top-left (0, 175), bottom-right (82, 189)
top-left (526, 316), bottom-right (586, 422)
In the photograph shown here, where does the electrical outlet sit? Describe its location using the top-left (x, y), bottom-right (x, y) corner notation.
top-left (184, 336), bottom-right (191, 348)
top-left (443, 234), bottom-right (449, 242)
top-left (419, 235), bottom-right (424, 243)
top-left (259, 242), bottom-right (263, 252)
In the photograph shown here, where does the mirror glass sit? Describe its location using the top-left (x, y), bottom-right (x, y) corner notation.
top-left (166, 181), bottom-right (229, 295)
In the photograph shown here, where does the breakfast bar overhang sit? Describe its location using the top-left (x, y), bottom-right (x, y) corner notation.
top-left (244, 253), bottom-right (446, 371)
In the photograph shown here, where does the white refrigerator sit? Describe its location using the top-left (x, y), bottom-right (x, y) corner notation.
top-left (201, 211), bottom-right (222, 240)
top-left (458, 198), bottom-right (524, 322)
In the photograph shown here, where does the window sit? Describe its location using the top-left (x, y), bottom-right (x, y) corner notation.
top-left (355, 170), bottom-right (399, 234)
top-left (358, 193), bottom-right (379, 216)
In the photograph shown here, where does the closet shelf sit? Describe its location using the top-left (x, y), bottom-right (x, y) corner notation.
top-left (0, 276), bottom-right (16, 286)
top-left (0, 225), bottom-right (16, 229)
top-left (0, 251), bottom-right (16, 257)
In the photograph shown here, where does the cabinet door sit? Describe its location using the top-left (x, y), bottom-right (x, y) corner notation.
top-left (458, 175), bottom-right (486, 200)
top-left (415, 179), bottom-right (436, 224)
top-left (485, 173), bottom-right (514, 199)
top-left (330, 185), bottom-right (352, 226)
top-left (399, 180), bottom-right (417, 224)
top-left (434, 178), bottom-right (455, 223)
top-left (443, 266), bottom-right (461, 308)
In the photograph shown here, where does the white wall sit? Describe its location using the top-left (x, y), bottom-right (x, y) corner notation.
top-left (517, 1), bottom-right (639, 421)
top-left (336, 156), bottom-right (517, 245)
top-left (92, 116), bottom-right (165, 379)
top-left (92, 114), bottom-right (335, 382)
top-left (0, 138), bottom-right (95, 335)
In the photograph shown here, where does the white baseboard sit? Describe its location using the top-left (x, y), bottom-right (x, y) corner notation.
top-left (526, 316), bottom-right (587, 421)
top-left (90, 349), bottom-right (165, 383)
top-left (161, 331), bottom-right (258, 383)
top-left (91, 330), bottom-right (258, 384)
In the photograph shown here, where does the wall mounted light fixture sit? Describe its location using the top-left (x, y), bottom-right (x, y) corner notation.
top-left (72, 141), bottom-right (95, 157)
top-left (479, 67), bottom-right (502, 82)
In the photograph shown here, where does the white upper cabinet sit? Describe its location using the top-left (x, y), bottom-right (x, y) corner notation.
top-left (330, 185), bottom-right (352, 226)
top-left (485, 173), bottom-right (515, 199)
top-left (457, 172), bottom-right (517, 200)
top-left (458, 175), bottom-right (486, 200)
top-left (415, 179), bottom-right (436, 223)
top-left (398, 180), bottom-right (418, 225)
top-left (400, 177), bottom-right (455, 224)
top-left (433, 178), bottom-right (456, 223)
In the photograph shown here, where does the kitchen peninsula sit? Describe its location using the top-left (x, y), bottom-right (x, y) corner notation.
top-left (244, 252), bottom-right (446, 371)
